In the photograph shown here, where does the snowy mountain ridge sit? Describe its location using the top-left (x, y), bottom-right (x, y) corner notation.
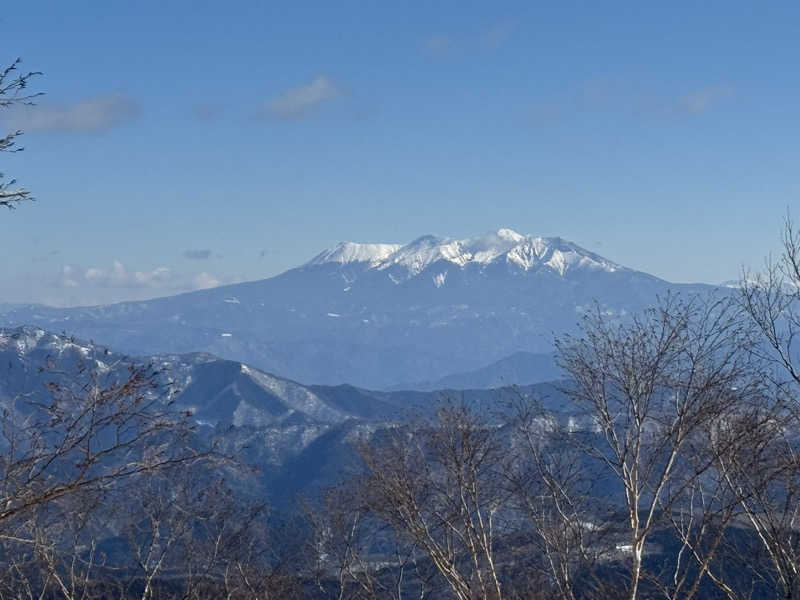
top-left (0, 228), bottom-right (716, 388)
top-left (307, 242), bottom-right (403, 267)
top-left (0, 325), bottom-right (572, 504)
top-left (305, 228), bottom-right (620, 278)
top-left (0, 326), bottom-right (390, 428)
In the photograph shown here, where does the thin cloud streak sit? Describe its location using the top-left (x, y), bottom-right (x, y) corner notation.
top-left (528, 79), bottom-right (735, 124)
top-left (6, 93), bottom-right (141, 133)
top-left (261, 75), bottom-right (341, 120)
top-left (55, 261), bottom-right (227, 292)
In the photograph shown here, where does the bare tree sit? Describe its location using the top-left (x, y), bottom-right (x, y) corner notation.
top-left (1, 58), bottom-right (41, 209)
top-left (0, 485), bottom-right (112, 600)
top-left (647, 380), bottom-right (778, 600)
top-left (118, 471), bottom-right (202, 600)
top-left (740, 214), bottom-right (800, 389)
top-left (505, 398), bottom-right (618, 600)
top-left (356, 403), bottom-right (511, 600)
top-left (307, 483), bottom-right (436, 600)
top-left (699, 386), bottom-right (799, 600)
top-left (0, 334), bottom-right (226, 600)
top-left (135, 469), bottom-right (303, 600)
top-left (555, 295), bottom-right (759, 600)
top-left (727, 214), bottom-right (800, 599)
top-left (0, 458), bottom-right (306, 600)
top-left (0, 359), bottom-right (205, 529)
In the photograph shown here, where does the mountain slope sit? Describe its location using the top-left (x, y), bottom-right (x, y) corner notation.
top-left (393, 351), bottom-right (563, 391)
top-left (0, 326), bottom-right (571, 503)
top-left (0, 229), bottom-right (716, 388)
top-left (0, 326), bottom-right (402, 427)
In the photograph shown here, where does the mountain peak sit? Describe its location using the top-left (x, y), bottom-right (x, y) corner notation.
top-left (305, 229), bottom-right (622, 278)
top-left (495, 227), bottom-right (526, 242)
top-left (306, 242), bottom-right (402, 266)
top-left (0, 233), bottom-right (698, 390)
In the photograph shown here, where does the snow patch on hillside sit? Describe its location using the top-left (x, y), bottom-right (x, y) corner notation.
top-left (307, 242), bottom-right (402, 266)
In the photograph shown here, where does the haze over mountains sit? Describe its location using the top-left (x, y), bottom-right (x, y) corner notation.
top-left (0, 229), bottom-right (716, 389)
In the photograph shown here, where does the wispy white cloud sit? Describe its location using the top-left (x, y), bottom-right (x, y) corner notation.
top-left (78, 261), bottom-right (175, 288)
top-left (262, 75), bottom-right (341, 120)
top-left (58, 265), bottom-right (80, 288)
top-left (6, 93), bottom-right (141, 133)
top-left (192, 272), bottom-right (220, 289)
top-left (55, 260), bottom-right (226, 292)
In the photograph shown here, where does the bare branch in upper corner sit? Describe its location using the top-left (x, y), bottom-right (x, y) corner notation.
top-left (0, 58), bottom-right (42, 210)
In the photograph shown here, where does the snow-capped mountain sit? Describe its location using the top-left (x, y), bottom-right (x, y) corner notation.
top-left (307, 242), bottom-right (403, 267)
top-left (0, 229), bottom-right (717, 388)
top-left (307, 229), bottom-right (619, 278)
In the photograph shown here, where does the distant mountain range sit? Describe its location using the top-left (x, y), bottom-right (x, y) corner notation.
top-left (392, 351), bottom-right (563, 391)
top-left (0, 229), bottom-right (717, 389)
top-left (0, 326), bottom-right (568, 503)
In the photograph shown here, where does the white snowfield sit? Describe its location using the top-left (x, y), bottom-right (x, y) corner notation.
top-left (305, 228), bottom-right (620, 278)
top-left (307, 242), bottom-right (403, 267)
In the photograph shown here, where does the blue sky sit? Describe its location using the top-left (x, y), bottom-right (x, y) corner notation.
top-left (1, 1), bottom-right (799, 305)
